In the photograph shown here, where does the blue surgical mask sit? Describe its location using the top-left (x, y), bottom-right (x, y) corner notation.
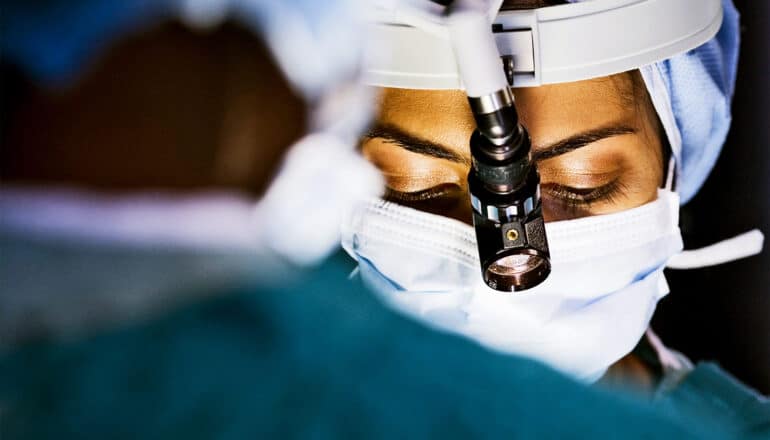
top-left (343, 190), bottom-right (684, 382)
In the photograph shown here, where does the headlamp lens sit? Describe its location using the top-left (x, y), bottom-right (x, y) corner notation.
top-left (489, 253), bottom-right (544, 276)
top-left (483, 250), bottom-right (550, 292)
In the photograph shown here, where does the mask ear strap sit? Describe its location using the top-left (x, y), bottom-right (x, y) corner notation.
top-left (664, 156), bottom-right (676, 191)
top-left (661, 153), bottom-right (764, 270)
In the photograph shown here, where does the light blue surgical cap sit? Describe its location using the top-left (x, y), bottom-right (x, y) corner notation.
top-left (641, 0), bottom-right (740, 204)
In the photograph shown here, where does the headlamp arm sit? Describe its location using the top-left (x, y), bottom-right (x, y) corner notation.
top-left (448, 6), bottom-right (551, 292)
top-left (447, 6), bottom-right (532, 194)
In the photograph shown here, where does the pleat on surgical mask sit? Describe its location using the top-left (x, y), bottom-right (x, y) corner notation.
top-left (342, 189), bottom-right (684, 382)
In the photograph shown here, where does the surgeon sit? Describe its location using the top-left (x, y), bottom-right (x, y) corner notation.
top-left (345, 0), bottom-right (766, 390)
top-left (6, 0), bottom-right (768, 438)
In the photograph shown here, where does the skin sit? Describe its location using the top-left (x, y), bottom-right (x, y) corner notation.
top-left (362, 73), bottom-right (665, 225)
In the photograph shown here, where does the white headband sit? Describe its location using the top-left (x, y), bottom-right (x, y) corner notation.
top-left (364, 0), bottom-right (722, 89)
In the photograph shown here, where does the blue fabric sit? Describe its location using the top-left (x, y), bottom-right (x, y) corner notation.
top-left (0, 237), bottom-right (740, 439)
top-left (653, 362), bottom-right (770, 439)
top-left (657, 0), bottom-right (741, 203)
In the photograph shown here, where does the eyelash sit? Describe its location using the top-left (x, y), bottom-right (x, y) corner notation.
top-left (384, 184), bottom-right (460, 203)
top-left (544, 180), bottom-right (628, 212)
top-left (384, 179), bottom-right (627, 216)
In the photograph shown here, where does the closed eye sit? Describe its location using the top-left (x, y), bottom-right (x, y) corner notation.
top-left (384, 183), bottom-right (464, 203)
top-left (542, 180), bottom-right (628, 214)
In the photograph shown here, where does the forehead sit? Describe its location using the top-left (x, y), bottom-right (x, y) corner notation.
top-left (376, 74), bottom-right (640, 150)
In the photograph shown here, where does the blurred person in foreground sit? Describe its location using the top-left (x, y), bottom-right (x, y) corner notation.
top-left (0, 1), bottom-right (767, 439)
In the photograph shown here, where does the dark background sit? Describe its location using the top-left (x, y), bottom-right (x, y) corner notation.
top-left (653, 0), bottom-right (770, 394)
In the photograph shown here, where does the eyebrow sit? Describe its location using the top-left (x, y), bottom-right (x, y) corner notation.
top-left (366, 123), bottom-right (635, 165)
top-left (365, 125), bottom-right (471, 166)
top-left (531, 125), bottom-right (636, 162)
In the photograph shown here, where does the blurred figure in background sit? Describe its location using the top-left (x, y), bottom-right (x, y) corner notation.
top-left (0, 1), bottom-right (767, 439)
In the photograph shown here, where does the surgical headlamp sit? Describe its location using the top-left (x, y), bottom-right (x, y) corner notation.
top-left (364, 0), bottom-right (723, 291)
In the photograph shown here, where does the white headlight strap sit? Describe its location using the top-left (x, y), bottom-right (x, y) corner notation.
top-left (365, 0), bottom-right (723, 89)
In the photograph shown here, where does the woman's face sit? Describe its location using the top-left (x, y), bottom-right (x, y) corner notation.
top-left (362, 73), bottom-right (665, 224)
